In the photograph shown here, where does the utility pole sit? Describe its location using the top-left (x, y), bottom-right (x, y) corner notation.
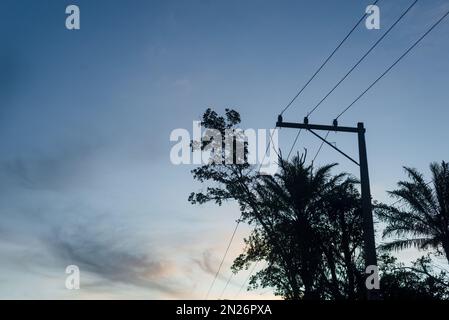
top-left (276, 115), bottom-right (379, 300)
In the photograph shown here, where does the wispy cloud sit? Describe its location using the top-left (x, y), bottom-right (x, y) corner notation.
top-left (192, 249), bottom-right (231, 283)
top-left (41, 225), bottom-right (182, 296)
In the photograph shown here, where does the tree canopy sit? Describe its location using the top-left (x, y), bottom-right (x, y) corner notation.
top-left (189, 108), bottom-right (449, 300)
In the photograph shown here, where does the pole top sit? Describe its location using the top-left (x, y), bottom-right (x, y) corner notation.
top-left (357, 122), bottom-right (366, 133)
top-left (277, 114), bottom-right (283, 124)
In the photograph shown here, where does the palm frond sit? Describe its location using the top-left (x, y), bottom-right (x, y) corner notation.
top-left (380, 237), bottom-right (435, 252)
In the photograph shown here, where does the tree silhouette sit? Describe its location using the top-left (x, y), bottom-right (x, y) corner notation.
top-left (189, 108), bottom-right (367, 299)
top-left (376, 162), bottom-right (449, 264)
top-left (379, 254), bottom-right (449, 300)
top-left (229, 155), bottom-right (368, 299)
top-left (189, 108), bottom-right (449, 299)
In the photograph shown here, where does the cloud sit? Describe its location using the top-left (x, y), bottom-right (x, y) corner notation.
top-left (192, 250), bottom-right (229, 282)
top-left (0, 148), bottom-right (193, 298)
top-left (0, 142), bottom-right (102, 192)
top-left (39, 222), bottom-right (185, 297)
top-left (0, 120), bottom-right (227, 299)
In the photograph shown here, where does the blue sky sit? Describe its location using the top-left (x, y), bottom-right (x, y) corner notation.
top-left (0, 0), bottom-right (448, 299)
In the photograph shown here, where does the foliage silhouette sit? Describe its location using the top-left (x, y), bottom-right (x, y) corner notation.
top-left (189, 108), bottom-right (449, 300)
top-left (379, 254), bottom-right (449, 300)
top-left (376, 162), bottom-right (449, 264)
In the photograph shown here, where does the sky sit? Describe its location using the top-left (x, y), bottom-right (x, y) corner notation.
top-left (0, 0), bottom-right (448, 299)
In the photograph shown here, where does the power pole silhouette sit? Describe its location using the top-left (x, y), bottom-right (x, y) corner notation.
top-left (276, 115), bottom-right (379, 300)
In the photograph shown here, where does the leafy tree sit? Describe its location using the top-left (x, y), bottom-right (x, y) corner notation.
top-left (229, 156), bottom-right (368, 299)
top-left (379, 254), bottom-right (449, 300)
top-left (189, 108), bottom-right (367, 299)
top-left (189, 108), bottom-right (449, 300)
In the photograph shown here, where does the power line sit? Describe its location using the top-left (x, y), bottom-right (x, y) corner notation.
top-left (286, 129), bottom-right (302, 160)
top-left (312, 130), bottom-right (331, 164)
top-left (205, 220), bottom-right (240, 299)
top-left (218, 2), bottom-right (447, 302)
top-left (251, 131), bottom-right (274, 175)
top-left (235, 261), bottom-right (260, 299)
top-left (212, 121), bottom-right (275, 298)
top-left (306, 0), bottom-right (418, 118)
top-left (210, 0), bottom-right (392, 301)
top-left (251, 127), bottom-right (282, 176)
top-left (300, 1), bottom-right (445, 164)
top-left (307, 6), bottom-right (449, 173)
top-left (284, 0), bottom-right (380, 158)
top-left (219, 269), bottom-right (235, 299)
top-left (279, 0), bottom-right (380, 116)
top-left (335, 8), bottom-right (449, 120)
top-left (234, 260), bottom-right (270, 299)
top-left (219, 243), bottom-right (249, 299)
top-left (390, 198), bottom-right (403, 207)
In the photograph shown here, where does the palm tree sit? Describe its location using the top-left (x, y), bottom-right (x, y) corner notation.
top-left (376, 161), bottom-right (449, 264)
top-left (234, 154), bottom-right (366, 299)
top-left (190, 108), bottom-right (367, 299)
